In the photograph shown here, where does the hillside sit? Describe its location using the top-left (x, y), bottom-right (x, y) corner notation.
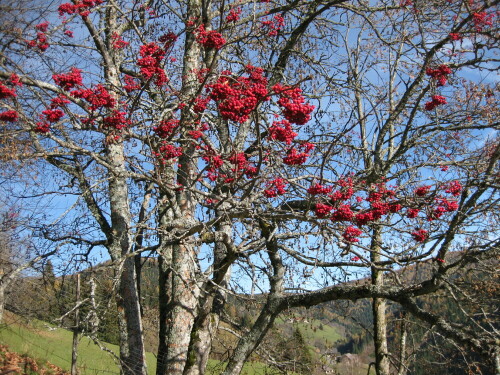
top-left (0, 311), bottom-right (292, 375)
top-left (4, 252), bottom-right (498, 374)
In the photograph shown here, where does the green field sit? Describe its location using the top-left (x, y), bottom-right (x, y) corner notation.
top-left (0, 312), bottom-right (143, 375)
top-left (294, 319), bottom-right (342, 345)
top-left (275, 315), bottom-right (343, 349)
top-left (0, 312), bottom-right (280, 375)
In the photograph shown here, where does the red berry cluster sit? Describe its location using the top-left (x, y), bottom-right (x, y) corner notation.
top-left (226, 8), bottom-right (242, 23)
top-left (228, 152), bottom-right (247, 170)
top-left (314, 203), bottom-right (334, 218)
top-left (34, 122), bottom-right (50, 134)
top-left (307, 177), bottom-right (459, 243)
top-left (411, 183), bottom-right (461, 221)
top-left (188, 129), bottom-right (202, 139)
top-left (102, 110), bottom-right (130, 130)
top-left (343, 226), bottom-right (363, 243)
top-left (187, 121), bottom-right (210, 140)
top-left (0, 110), bottom-right (18, 122)
top-left (195, 24), bottom-right (226, 50)
top-left (187, 122), bottom-right (209, 140)
top-left (42, 109), bottom-right (65, 123)
top-left (282, 142), bottom-right (314, 165)
top-left (436, 197), bottom-right (459, 213)
top-left (193, 96), bottom-right (210, 113)
top-left (195, 68), bottom-right (211, 83)
top-left (329, 177), bottom-right (355, 202)
top-left (35, 22), bottom-right (49, 32)
top-left (71, 84), bottom-right (116, 111)
top-left (329, 190), bottom-right (353, 201)
top-left (202, 151), bottom-right (224, 181)
top-left (53, 68), bottom-right (83, 91)
top-left (424, 95), bottom-right (447, 111)
top-left (307, 183), bottom-right (333, 195)
top-left (261, 14), bottom-right (285, 36)
top-left (426, 65), bottom-right (452, 87)
top-left (0, 75), bottom-right (20, 123)
top-left (283, 147), bottom-right (309, 165)
top-left (268, 119), bottom-right (297, 144)
top-left (10, 74), bottom-right (21, 88)
top-left (272, 84), bottom-right (314, 125)
top-left (263, 178), bottom-right (288, 198)
top-left (414, 185), bottom-right (431, 196)
top-left (227, 152), bottom-right (257, 178)
top-left (444, 180), bottom-right (462, 196)
top-left (209, 66), bottom-right (269, 123)
top-left (58, 0), bottom-right (104, 17)
top-left (153, 119), bottom-right (179, 138)
top-left (411, 229), bottom-right (428, 242)
top-left (331, 204), bottom-right (354, 222)
top-left (0, 82), bottom-right (17, 100)
top-left (158, 32), bottom-right (178, 49)
top-left (449, 33), bottom-right (462, 41)
top-left (407, 208), bottom-right (419, 218)
top-left (137, 42), bottom-right (168, 86)
top-left (27, 32), bottom-right (49, 52)
top-left (111, 32), bottom-right (129, 49)
top-left (50, 95), bottom-right (71, 108)
top-left (154, 142), bottom-right (183, 163)
top-left (473, 11), bottom-right (494, 32)
top-left (123, 75), bottom-right (140, 93)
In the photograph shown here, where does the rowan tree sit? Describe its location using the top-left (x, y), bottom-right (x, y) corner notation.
top-left (0, 0), bottom-right (498, 375)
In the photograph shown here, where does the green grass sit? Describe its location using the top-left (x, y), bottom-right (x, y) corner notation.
top-left (0, 313), bottom-right (145, 375)
top-left (295, 319), bottom-right (342, 345)
top-left (275, 315), bottom-right (343, 345)
top-left (0, 312), bottom-right (282, 375)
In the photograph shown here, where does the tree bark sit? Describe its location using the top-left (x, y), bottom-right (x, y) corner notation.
top-left (108, 142), bottom-right (146, 375)
top-left (396, 312), bottom-right (408, 375)
top-left (371, 227), bottom-right (390, 375)
top-left (183, 219), bottom-right (232, 375)
top-left (115, 257), bottom-right (146, 375)
top-left (157, 246), bottom-right (173, 375)
top-left (71, 273), bottom-right (80, 375)
top-left (222, 221), bottom-right (284, 375)
top-left (0, 286), bottom-right (5, 324)
top-left (157, 0), bottom-right (204, 372)
top-left (162, 242), bottom-right (200, 375)
top-left (221, 300), bottom-right (280, 375)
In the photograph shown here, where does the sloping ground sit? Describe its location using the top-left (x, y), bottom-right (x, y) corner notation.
top-left (0, 311), bottom-right (285, 375)
top-left (0, 311), bottom-right (139, 375)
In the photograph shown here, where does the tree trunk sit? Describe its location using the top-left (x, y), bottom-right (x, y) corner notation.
top-left (156, 0), bottom-right (203, 371)
top-left (397, 312), bottom-right (408, 375)
top-left (222, 222), bottom-right (284, 375)
top-left (0, 285), bottom-right (5, 324)
top-left (108, 142), bottom-right (147, 375)
top-left (182, 295), bottom-right (218, 375)
top-left (183, 220), bottom-right (232, 375)
top-left (162, 243), bottom-right (200, 375)
top-left (71, 274), bottom-right (80, 375)
top-left (221, 300), bottom-right (280, 375)
top-left (157, 247), bottom-right (173, 375)
top-left (115, 257), bottom-right (146, 375)
top-left (371, 227), bottom-right (390, 375)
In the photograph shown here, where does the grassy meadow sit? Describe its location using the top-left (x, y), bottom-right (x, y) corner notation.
top-left (0, 311), bottom-right (281, 375)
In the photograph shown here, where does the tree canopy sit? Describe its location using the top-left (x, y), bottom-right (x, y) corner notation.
top-left (0, 0), bottom-right (498, 374)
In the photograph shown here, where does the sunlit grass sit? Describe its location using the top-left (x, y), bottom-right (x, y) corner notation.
top-left (0, 311), bottom-right (283, 375)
